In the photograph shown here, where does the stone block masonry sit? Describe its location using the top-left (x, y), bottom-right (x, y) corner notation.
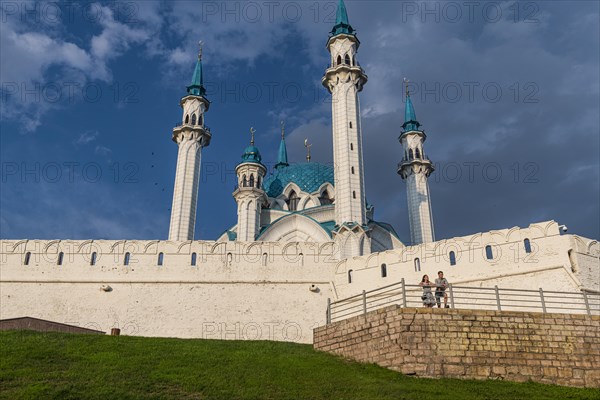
top-left (314, 307), bottom-right (600, 388)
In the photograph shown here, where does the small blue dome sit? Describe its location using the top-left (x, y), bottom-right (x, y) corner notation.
top-left (240, 145), bottom-right (262, 164)
top-left (263, 163), bottom-right (334, 198)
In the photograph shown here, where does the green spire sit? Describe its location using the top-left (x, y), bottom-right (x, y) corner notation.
top-left (402, 79), bottom-right (421, 132)
top-left (275, 121), bottom-right (289, 169)
top-left (331, 0), bottom-right (355, 36)
top-left (186, 42), bottom-right (207, 97)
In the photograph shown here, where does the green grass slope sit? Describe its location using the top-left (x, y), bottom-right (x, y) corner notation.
top-left (0, 331), bottom-right (597, 400)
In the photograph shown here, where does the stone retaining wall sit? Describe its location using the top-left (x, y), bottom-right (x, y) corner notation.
top-left (314, 307), bottom-right (600, 387)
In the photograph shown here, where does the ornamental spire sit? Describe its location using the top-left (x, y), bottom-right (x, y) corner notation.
top-left (187, 41), bottom-right (207, 97)
top-left (304, 138), bottom-right (312, 162)
top-left (402, 78), bottom-right (421, 132)
top-left (331, 0), bottom-right (355, 36)
top-left (275, 121), bottom-right (289, 169)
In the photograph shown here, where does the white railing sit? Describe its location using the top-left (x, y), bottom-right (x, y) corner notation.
top-left (326, 279), bottom-right (600, 324)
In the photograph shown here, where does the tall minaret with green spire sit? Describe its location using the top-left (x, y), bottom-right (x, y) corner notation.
top-left (322, 0), bottom-right (370, 257)
top-left (398, 79), bottom-right (435, 245)
top-left (168, 43), bottom-right (212, 241)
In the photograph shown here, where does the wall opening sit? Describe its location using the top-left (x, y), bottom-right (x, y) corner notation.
top-left (57, 252), bottom-right (64, 266)
top-left (485, 245), bottom-right (494, 260)
top-left (90, 252), bottom-right (97, 266)
top-left (524, 239), bottom-right (532, 254)
top-left (449, 251), bottom-right (456, 266)
top-left (287, 190), bottom-right (300, 211)
top-left (381, 263), bottom-right (387, 278)
top-left (348, 269), bottom-right (353, 284)
top-left (191, 252), bottom-right (197, 266)
top-left (124, 252), bottom-right (130, 266)
top-left (414, 258), bottom-right (420, 272)
top-left (158, 252), bottom-right (164, 266)
top-left (24, 252), bottom-right (31, 266)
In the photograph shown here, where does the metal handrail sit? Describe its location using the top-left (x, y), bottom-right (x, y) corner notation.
top-left (325, 279), bottom-right (600, 324)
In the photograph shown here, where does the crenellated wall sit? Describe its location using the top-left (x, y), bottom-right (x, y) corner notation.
top-left (1, 221), bottom-right (598, 343)
top-left (334, 221), bottom-right (598, 299)
top-left (0, 241), bottom-right (339, 343)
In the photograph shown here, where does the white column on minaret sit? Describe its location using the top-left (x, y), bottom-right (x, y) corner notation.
top-left (168, 97), bottom-right (211, 241)
top-left (168, 45), bottom-right (211, 241)
top-left (400, 137), bottom-right (435, 244)
top-left (233, 132), bottom-right (266, 242)
top-left (322, 35), bottom-right (368, 226)
top-left (397, 92), bottom-right (435, 244)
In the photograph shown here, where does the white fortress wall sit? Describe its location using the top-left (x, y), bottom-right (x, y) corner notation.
top-left (1, 221), bottom-right (597, 343)
top-left (0, 241), bottom-right (339, 343)
top-left (568, 235), bottom-right (600, 292)
top-left (333, 221), bottom-right (595, 299)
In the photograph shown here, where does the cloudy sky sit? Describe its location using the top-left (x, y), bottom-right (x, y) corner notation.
top-left (1, 0), bottom-right (598, 243)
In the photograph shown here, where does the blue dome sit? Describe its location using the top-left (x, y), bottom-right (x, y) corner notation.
top-left (263, 163), bottom-right (334, 198)
top-left (240, 145), bottom-right (262, 164)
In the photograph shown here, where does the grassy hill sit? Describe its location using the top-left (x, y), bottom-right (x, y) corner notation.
top-left (1, 331), bottom-right (597, 400)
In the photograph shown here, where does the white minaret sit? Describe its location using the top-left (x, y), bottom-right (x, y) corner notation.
top-left (233, 128), bottom-right (267, 242)
top-left (398, 79), bottom-right (435, 245)
top-left (322, 0), bottom-right (371, 259)
top-left (168, 44), bottom-right (212, 241)
top-left (322, 0), bottom-right (368, 227)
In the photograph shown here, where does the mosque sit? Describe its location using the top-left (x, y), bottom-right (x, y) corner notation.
top-left (168, 0), bottom-right (431, 258)
top-left (0, 0), bottom-right (597, 343)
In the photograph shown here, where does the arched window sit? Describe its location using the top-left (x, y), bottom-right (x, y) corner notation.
top-left (414, 258), bottom-right (420, 272)
top-left (191, 114), bottom-right (197, 125)
top-left (485, 245), bottom-right (493, 260)
top-left (158, 252), bottom-right (164, 266)
top-left (199, 115), bottom-right (203, 125)
top-left (352, 191), bottom-right (356, 199)
top-left (185, 114), bottom-right (189, 124)
top-left (409, 149), bottom-right (414, 159)
top-left (415, 148), bottom-right (421, 159)
top-left (299, 253), bottom-right (304, 266)
top-left (350, 143), bottom-right (354, 150)
top-left (256, 177), bottom-right (261, 188)
top-left (524, 239), bottom-right (532, 254)
top-left (337, 55), bottom-right (342, 65)
top-left (348, 269), bottom-right (353, 284)
top-left (191, 252), bottom-right (197, 266)
top-left (242, 175), bottom-right (247, 187)
top-left (449, 251), bottom-right (456, 266)
top-left (57, 252), bottom-right (64, 266)
top-left (288, 190), bottom-right (299, 211)
top-left (319, 191), bottom-right (333, 205)
top-left (344, 54), bottom-right (351, 65)
top-left (91, 252), bottom-right (97, 266)
top-left (249, 174), bottom-right (255, 187)
top-left (24, 252), bottom-right (31, 266)
top-left (227, 252), bottom-right (233, 264)
top-left (352, 56), bottom-right (356, 66)
top-left (124, 252), bottom-right (130, 266)
top-left (381, 263), bottom-right (387, 278)
top-left (262, 253), bottom-right (268, 266)
top-left (349, 122), bottom-right (353, 128)
top-left (351, 166), bottom-right (355, 174)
